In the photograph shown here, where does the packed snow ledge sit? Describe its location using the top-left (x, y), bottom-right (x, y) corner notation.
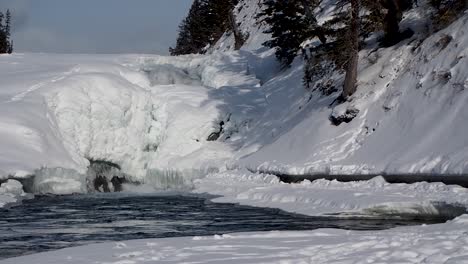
top-left (192, 170), bottom-right (468, 218)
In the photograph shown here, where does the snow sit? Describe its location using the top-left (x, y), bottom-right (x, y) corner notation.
top-left (0, 52), bottom-right (260, 193)
top-left (2, 27), bottom-right (468, 264)
top-left (193, 170), bottom-right (468, 217)
top-left (2, 215), bottom-right (468, 264)
top-left (0, 179), bottom-right (30, 208)
top-left (1, 10), bottom-right (467, 194)
top-left (1, 1), bottom-right (468, 262)
top-left (235, 7), bottom-right (468, 176)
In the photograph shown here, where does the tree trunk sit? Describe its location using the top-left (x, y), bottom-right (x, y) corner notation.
top-left (382, 0), bottom-right (401, 46)
top-left (229, 10), bottom-right (245, 50)
top-left (342, 0), bottom-right (360, 100)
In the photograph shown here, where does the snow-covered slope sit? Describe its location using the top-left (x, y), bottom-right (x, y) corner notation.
top-left (212, 0), bottom-right (468, 175)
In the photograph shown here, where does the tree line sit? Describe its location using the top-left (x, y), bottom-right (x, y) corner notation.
top-left (170, 0), bottom-right (243, 56)
top-left (257, 0), bottom-right (465, 100)
top-left (258, 0), bottom-right (416, 100)
top-left (172, 0), bottom-right (466, 100)
top-left (0, 9), bottom-right (13, 54)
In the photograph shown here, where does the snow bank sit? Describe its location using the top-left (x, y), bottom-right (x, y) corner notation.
top-left (0, 180), bottom-right (30, 208)
top-left (3, 215), bottom-right (468, 264)
top-left (194, 170), bottom-right (468, 217)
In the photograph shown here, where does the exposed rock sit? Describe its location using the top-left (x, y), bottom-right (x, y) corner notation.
top-left (87, 159), bottom-right (125, 193)
top-left (207, 121), bottom-right (225, 141)
top-left (93, 175), bottom-right (110, 193)
top-left (330, 107), bottom-right (360, 126)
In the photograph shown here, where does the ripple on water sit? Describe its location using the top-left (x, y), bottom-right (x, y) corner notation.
top-left (0, 194), bottom-right (455, 260)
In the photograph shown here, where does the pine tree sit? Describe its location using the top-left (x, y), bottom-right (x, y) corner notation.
top-left (258, 0), bottom-right (324, 67)
top-left (5, 10), bottom-right (11, 41)
top-left (361, 0), bottom-right (413, 46)
top-left (0, 11), bottom-right (5, 53)
top-left (303, 0), bottom-right (414, 96)
top-left (170, 0), bottom-right (238, 55)
top-left (430, 0), bottom-right (467, 30)
top-left (0, 9), bottom-right (13, 54)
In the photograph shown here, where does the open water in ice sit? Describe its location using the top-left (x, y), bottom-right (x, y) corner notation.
top-left (0, 194), bottom-right (452, 260)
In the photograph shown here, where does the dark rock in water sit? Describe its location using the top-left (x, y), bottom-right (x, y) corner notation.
top-left (207, 132), bottom-right (221, 141)
top-left (330, 108), bottom-right (360, 126)
top-left (207, 114), bottom-right (233, 141)
top-left (111, 176), bottom-right (126, 192)
top-left (88, 159), bottom-right (125, 192)
top-left (207, 121), bottom-right (225, 141)
top-left (94, 175), bottom-right (110, 193)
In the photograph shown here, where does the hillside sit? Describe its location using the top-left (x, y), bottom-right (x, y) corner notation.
top-left (213, 0), bottom-right (468, 175)
top-left (0, 1), bottom-right (467, 197)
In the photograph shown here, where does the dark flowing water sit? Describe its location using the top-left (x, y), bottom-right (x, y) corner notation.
top-left (0, 194), bottom-right (451, 260)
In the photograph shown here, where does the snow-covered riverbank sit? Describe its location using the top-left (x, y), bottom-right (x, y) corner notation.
top-left (193, 170), bottom-right (468, 217)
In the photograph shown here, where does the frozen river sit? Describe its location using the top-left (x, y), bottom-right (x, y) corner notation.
top-left (0, 194), bottom-right (453, 260)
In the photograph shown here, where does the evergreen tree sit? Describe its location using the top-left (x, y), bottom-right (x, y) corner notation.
top-left (361, 0), bottom-right (413, 46)
top-left (303, 0), bottom-right (414, 97)
top-left (258, 0), bottom-right (324, 67)
top-left (430, 0), bottom-right (467, 30)
top-left (170, 0), bottom-right (239, 55)
top-left (0, 11), bottom-right (5, 52)
top-left (0, 9), bottom-right (13, 54)
top-left (5, 9), bottom-right (11, 40)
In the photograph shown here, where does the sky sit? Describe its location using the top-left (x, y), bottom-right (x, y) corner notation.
top-left (0, 0), bottom-right (193, 54)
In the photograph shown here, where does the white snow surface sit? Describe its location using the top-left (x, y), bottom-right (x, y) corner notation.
top-left (3, 215), bottom-right (468, 264)
top-left (193, 170), bottom-right (468, 217)
top-left (0, 52), bottom-right (262, 193)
